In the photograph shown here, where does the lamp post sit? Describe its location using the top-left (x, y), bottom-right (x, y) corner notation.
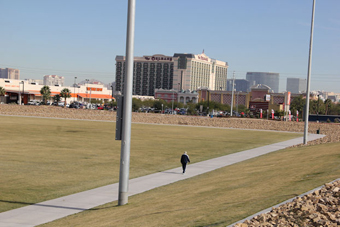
top-left (74, 77), bottom-right (77, 102)
top-left (317, 94), bottom-right (320, 122)
top-left (303, 0), bottom-right (316, 145)
top-left (18, 82), bottom-right (21, 105)
top-left (111, 84), bottom-right (114, 110)
top-left (172, 89), bottom-right (174, 114)
top-left (22, 81), bottom-right (25, 104)
top-left (230, 71), bottom-right (235, 116)
top-left (161, 103), bottom-right (163, 114)
top-left (236, 91), bottom-right (239, 114)
top-left (86, 79), bottom-right (89, 104)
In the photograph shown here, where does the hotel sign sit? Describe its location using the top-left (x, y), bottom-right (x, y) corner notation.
top-left (144, 56), bottom-right (173, 61)
top-left (196, 55), bottom-right (209, 61)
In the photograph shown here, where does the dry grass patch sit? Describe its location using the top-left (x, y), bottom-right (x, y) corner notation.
top-left (41, 142), bottom-right (340, 227)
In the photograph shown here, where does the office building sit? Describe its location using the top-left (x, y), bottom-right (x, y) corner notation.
top-left (0, 68), bottom-right (20, 79)
top-left (227, 79), bottom-right (250, 92)
top-left (43, 75), bottom-right (65, 86)
top-left (286, 78), bottom-right (307, 94)
top-left (246, 72), bottom-right (279, 93)
top-left (173, 52), bottom-right (228, 91)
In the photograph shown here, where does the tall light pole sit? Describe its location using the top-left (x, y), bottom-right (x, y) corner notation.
top-left (18, 82), bottom-right (22, 105)
top-left (118, 0), bottom-right (135, 206)
top-left (22, 81), bottom-right (24, 104)
top-left (303, 0), bottom-right (316, 145)
top-left (86, 79), bottom-right (89, 104)
top-left (317, 94), bottom-right (320, 122)
top-left (74, 77), bottom-right (77, 102)
top-left (230, 71), bottom-right (235, 116)
top-left (172, 89), bottom-right (174, 114)
top-left (111, 84), bottom-right (114, 110)
top-left (236, 91), bottom-right (239, 114)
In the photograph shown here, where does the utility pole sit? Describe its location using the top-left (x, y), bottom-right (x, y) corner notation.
top-left (172, 89), bottom-right (174, 114)
top-left (230, 71), bottom-right (235, 116)
top-left (303, 0), bottom-right (316, 145)
top-left (74, 77), bottom-right (77, 102)
top-left (118, 0), bottom-right (135, 206)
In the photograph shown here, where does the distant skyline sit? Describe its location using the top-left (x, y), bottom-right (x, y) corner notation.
top-left (0, 0), bottom-right (339, 93)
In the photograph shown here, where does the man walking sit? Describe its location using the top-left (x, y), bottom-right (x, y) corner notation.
top-left (180, 151), bottom-right (190, 173)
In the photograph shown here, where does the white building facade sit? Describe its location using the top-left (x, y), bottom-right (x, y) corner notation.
top-left (286, 78), bottom-right (307, 94)
top-left (173, 52), bottom-right (228, 92)
top-left (43, 75), bottom-right (65, 86)
top-left (0, 78), bottom-right (113, 105)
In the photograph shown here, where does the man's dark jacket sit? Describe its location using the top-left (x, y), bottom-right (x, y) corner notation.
top-left (181, 154), bottom-right (190, 164)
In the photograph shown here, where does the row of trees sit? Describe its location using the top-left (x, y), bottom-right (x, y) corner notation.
top-left (131, 98), bottom-right (248, 115)
top-left (0, 86), bottom-right (71, 107)
top-left (40, 86), bottom-right (71, 107)
top-left (290, 95), bottom-right (340, 117)
top-left (132, 96), bottom-right (340, 117)
top-left (1, 86), bottom-right (340, 116)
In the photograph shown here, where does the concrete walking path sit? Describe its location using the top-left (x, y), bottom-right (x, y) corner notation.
top-left (0, 134), bottom-right (325, 227)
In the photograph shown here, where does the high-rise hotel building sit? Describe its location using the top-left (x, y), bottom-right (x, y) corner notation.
top-left (173, 52), bottom-right (228, 91)
top-left (0, 68), bottom-right (20, 79)
top-left (115, 55), bottom-right (174, 96)
top-left (115, 52), bottom-right (228, 96)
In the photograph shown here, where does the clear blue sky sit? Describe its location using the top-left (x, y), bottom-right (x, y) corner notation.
top-left (0, 0), bottom-right (339, 93)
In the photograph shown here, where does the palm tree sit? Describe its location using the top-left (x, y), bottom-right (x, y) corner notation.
top-left (53, 94), bottom-right (61, 105)
top-left (0, 86), bottom-right (6, 103)
top-left (40, 86), bottom-right (51, 105)
top-left (60, 88), bottom-right (71, 108)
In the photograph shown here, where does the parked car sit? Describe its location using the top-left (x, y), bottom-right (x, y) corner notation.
top-left (69, 102), bottom-right (82, 109)
top-left (27, 100), bottom-right (40, 105)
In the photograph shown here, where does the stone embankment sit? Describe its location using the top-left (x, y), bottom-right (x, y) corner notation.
top-left (1, 105), bottom-right (339, 146)
top-left (234, 180), bottom-right (340, 227)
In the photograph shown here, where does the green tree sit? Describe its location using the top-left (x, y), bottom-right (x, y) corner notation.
top-left (40, 86), bottom-right (51, 105)
top-left (132, 98), bottom-right (143, 112)
top-left (153, 99), bottom-right (167, 112)
top-left (329, 103), bottom-right (340, 115)
top-left (324, 99), bottom-right (332, 115)
top-left (0, 86), bottom-right (6, 103)
top-left (187, 103), bottom-right (197, 115)
top-left (60, 88), bottom-right (71, 108)
top-left (290, 95), bottom-right (305, 118)
top-left (53, 94), bottom-right (61, 104)
top-left (142, 99), bottom-right (154, 108)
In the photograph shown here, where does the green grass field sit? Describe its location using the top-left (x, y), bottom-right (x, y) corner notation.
top-left (0, 115), bottom-right (301, 213)
top-left (40, 142), bottom-right (340, 227)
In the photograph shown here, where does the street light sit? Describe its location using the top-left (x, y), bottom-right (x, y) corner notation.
top-left (111, 84), bottom-right (114, 110)
top-left (19, 81), bottom-right (24, 105)
top-left (85, 79), bottom-right (89, 103)
top-left (317, 94), bottom-right (320, 122)
top-left (74, 77), bottom-right (77, 102)
top-left (21, 81), bottom-right (24, 105)
top-left (172, 89), bottom-right (174, 114)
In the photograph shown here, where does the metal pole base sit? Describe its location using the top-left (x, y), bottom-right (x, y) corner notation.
top-left (118, 192), bottom-right (128, 206)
